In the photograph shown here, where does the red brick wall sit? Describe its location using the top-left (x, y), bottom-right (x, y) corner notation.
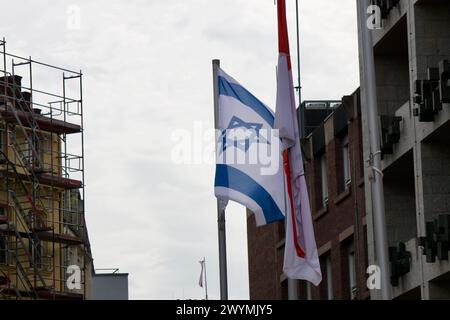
top-left (306, 108), bottom-right (369, 300)
top-left (246, 214), bottom-right (283, 300)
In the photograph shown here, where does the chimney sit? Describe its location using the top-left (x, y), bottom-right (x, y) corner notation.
top-left (20, 91), bottom-right (34, 112)
top-left (0, 75), bottom-right (22, 100)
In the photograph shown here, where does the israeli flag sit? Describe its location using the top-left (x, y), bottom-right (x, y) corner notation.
top-left (214, 68), bottom-right (286, 226)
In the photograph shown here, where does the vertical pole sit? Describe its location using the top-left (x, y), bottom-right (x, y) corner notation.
top-left (357, 0), bottom-right (390, 300)
top-left (62, 73), bottom-right (67, 293)
top-left (79, 70), bottom-right (87, 299)
top-left (1, 38), bottom-right (12, 298)
top-left (287, 274), bottom-right (299, 300)
top-left (287, 0), bottom-right (303, 301)
top-left (295, 0), bottom-right (305, 139)
top-left (212, 59), bottom-right (228, 300)
top-left (203, 257), bottom-right (209, 300)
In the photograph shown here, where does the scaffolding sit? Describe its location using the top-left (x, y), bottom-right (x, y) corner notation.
top-left (0, 38), bottom-right (87, 300)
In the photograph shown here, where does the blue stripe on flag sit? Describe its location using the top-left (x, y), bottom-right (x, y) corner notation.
top-left (218, 76), bottom-right (275, 127)
top-left (214, 164), bottom-right (284, 224)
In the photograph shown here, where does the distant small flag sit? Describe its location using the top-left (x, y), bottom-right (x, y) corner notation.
top-left (198, 259), bottom-right (205, 288)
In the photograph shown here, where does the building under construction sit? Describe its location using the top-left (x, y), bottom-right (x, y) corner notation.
top-left (0, 39), bottom-right (91, 300)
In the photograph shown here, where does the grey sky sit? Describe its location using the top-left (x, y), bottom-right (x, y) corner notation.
top-left (2, 0), bottom-right (359, 299)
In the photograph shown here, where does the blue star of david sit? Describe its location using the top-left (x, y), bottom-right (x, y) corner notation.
top-left (219, 116), bottom-right (269, 154)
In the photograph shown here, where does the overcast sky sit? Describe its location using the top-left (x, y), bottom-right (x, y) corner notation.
top-left (2, 0), bottom-right (359, 299)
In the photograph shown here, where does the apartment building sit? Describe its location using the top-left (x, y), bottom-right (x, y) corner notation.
top-left (0, 39), bottom-right (90, 299)
top-left (359, 0), bottom-right (450, 299)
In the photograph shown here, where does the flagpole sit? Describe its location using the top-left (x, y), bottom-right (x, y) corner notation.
top-left (203, 257), bottom-right (209, 300)
top-left (212, 59), bottom-right (229, 300)
top-left (287, 0), bottom-right (302, 301)
top-left (295, 0), bottom-right (304, 139)
top-left (357, 0), bottom-right (391, 300)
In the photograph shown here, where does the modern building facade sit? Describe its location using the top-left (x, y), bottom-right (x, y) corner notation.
top-left (359, 0), bottom-right (450, 299)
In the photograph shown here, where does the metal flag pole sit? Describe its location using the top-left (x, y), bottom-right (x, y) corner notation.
top-left (212, 59), bottom-right (229, 300)
top-left (357, 0), bottom-right (391, 300)
top-left (295, 0), bottom-right (305, 139)
top-left (287, 0), bottom-right (302, 301)
top-left (203, 257), bottom-right (209, 300)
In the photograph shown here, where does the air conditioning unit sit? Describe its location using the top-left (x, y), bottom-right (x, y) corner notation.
top-left (419, 214), bottom-right (450, 262)
top-left (389, 242), bottom-right (411, 287)
top-left (380, 115), bottom-right (402, 155)
top-left (414, 61), bottom-right (450, 121)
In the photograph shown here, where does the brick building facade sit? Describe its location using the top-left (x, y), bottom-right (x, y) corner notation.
top-left (247, 89), bottom-right (370, 300)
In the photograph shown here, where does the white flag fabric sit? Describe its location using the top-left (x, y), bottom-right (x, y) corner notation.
top-left (214, 67), bottom-right (286, 226)
top-left (275, 0), bottom-right (322, 286)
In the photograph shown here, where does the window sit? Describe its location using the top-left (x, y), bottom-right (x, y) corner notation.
top-left (342, 135), bottom-right (351, 187)
top-left (29, 239), bottom-right (43, 269)
top-left (348, 242), bottom-right (357, 299)
top-left (320, 154), bottom-right (329, 207)
top-left (63, 247), bottom-right (72, 290)
top-left (23, 138), bottom-right (32, 167)
top-left (277, 221), bottom-right (285, 243)
top-left (281, 279), bottom-right (288, 300)
top-left (0, 206), bottom-right (8, 264)
top-left (22, 135), bottom-right (43, 169)
top-left (0, 236), bottom-right (6, 264)
top-left (0, 129), bottom-right (3, 151)
top-left (326, 255), bottom-right (333, 300)
top-left (358, 122), bottom-right (364, 178)
top-left (40, 136), bottom-right (49, 171)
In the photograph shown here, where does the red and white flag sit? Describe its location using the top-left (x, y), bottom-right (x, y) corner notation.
top-left (198, 259), bottom-right (204, 288)
top-left (274, 0), bottom-right (322, 286)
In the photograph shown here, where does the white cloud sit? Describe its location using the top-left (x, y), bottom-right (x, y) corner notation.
top-left (2, 0), bottom-right (359, 299)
